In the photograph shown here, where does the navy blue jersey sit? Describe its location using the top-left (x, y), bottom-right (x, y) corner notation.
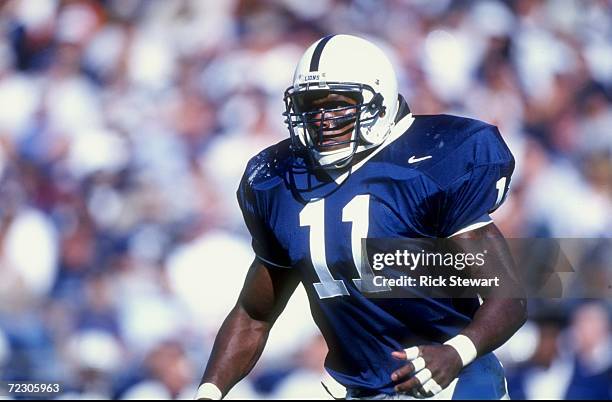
top-left (237, 113), bottom-right (514, 395)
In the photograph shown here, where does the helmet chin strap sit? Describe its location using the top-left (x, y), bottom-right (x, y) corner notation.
top-left (313, 133), bottom-right (386, 169)
top-left (314, 146), bottom-right (355, 167)
top-left (310, 122), bottom-right (360, 168)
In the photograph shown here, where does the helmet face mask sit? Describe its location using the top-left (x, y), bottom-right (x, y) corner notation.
top-left (283, 82), bottom-right (386, 169)
top-left (283, 35), bottom-right (399, 171)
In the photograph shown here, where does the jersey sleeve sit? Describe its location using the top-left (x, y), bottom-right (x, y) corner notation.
top-left (237, 164), bottom-right (292, 269)
top-left (435, 125), bottom-right (515, 237)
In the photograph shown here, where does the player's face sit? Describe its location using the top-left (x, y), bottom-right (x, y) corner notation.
top-left (299, 92), bottom-right (359, 152)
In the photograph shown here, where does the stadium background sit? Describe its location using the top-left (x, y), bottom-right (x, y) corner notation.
top-left (0, 0), bottom-right (610, 399)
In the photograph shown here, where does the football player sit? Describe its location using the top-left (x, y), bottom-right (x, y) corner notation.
top-left (196, 34), bottom-right (526, 400)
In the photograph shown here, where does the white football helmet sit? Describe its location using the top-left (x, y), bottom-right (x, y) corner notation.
top-left (284, 34), bottom-right (399, 170)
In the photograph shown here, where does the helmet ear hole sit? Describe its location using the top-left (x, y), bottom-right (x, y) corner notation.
top-left (368, 93), bottom-right (386, 117)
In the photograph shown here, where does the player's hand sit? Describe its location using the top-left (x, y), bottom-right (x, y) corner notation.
top-left (390, 345), bottom-right (463, 397)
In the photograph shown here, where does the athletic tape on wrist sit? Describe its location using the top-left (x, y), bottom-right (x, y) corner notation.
top-left (195, 383), bottom-right (222, 400)
top-left (444, 334), bottom-right (477, 367)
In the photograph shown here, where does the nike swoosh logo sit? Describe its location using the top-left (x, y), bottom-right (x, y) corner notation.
top-left (408, 155), bottom-right (432, 164)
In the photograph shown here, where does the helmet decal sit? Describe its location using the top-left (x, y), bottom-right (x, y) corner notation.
top-left (309, 34), bottom-right (336, 72)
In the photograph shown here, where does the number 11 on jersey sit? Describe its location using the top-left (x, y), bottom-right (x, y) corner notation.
top-left (300, 195), bottom-right (386, 299)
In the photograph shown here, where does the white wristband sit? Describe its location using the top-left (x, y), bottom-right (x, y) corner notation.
top-left (195, 383), bottom-right (223, 400)
top-left (444, 335), bottom-right (477, 367)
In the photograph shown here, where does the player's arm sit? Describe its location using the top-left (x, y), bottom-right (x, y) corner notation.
top-left (449, 223), bottom-right (526, 357)
top-left (391, 223), bottom-right (526, 396)
top-left (197, 258), bottom-right (300, 399)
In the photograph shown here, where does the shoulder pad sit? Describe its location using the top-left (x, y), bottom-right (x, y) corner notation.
top-left (399, 115), bottom-right (514, 189)
top-left (242, 139), bottom-right (292, 191)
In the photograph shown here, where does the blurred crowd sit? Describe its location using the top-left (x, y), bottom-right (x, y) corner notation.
top-left (0, 0), bottom-right (609, 399)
